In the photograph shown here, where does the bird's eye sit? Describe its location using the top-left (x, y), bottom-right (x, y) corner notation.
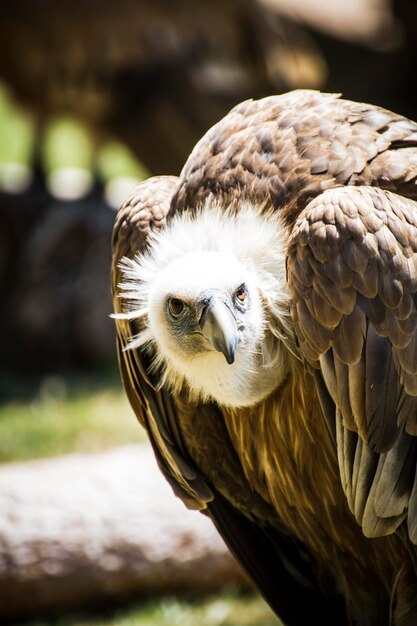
top-left (235, 284), bottom-right (247, 304)
top-left (167, 297), bottom-right (187, 319)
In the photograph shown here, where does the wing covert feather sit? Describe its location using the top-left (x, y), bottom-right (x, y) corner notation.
top-left (287, 185), bottom-right (417, 541)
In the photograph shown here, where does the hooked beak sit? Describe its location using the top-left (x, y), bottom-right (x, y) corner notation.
top-left (199, 294), bottom-right (238, 364)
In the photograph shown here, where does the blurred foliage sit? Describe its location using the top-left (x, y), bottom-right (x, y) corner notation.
top-left (42, 117), bottom-right (94, 172)
top-left (0, 80), bottom-right (147, 184)
top-left (0, 84), bottom-right (34, 165)
top-left (28, 593), bottom-right (280, 626)
top-left (98, 141), bottom-right (149, 183)
top-left (0, 372), bottom-right (145, 463)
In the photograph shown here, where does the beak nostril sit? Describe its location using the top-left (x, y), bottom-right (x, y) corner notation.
top-left (198, 289), bottom-right (230, 328)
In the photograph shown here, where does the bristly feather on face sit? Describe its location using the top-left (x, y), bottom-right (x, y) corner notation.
top-left (114, 200), bottom-right (297, 408)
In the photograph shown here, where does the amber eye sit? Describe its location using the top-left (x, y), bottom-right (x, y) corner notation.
top-left (235, 284), bottom-right (247, 304)
top-left (167, 297), bottom-right (186, 319)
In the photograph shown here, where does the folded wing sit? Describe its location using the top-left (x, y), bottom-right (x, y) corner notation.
top-left (287, 185), bottom-right (417, 542)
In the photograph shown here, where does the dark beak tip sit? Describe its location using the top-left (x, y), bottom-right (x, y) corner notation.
top-left (223, 338), bottom-right (238, 365)
top-left (213, 338), bottom-right (236, 365)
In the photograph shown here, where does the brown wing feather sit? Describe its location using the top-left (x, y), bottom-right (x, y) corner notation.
top-left (171, 90), bottom-right (417, 220)
top-left (287, 185), bottom-right (417, 541)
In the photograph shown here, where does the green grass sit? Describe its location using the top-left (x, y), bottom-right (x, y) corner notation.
top-left (0, 372), bottom-right (146, 463)
top-left (110, 595), bottom-right (280, 626)
top-left (30, 594), bottom-right (280, 626)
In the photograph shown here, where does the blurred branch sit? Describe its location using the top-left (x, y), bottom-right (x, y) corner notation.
top-left (0, 444), bottom-right (247, 621)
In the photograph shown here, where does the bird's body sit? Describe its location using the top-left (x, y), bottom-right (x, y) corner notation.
top-left (111, 90), bottom-right (417, 625)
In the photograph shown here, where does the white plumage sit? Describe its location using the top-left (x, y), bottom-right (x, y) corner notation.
top-left (115, 201), bottom-right (293, 407)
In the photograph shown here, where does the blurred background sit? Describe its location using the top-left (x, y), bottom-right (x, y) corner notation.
top-left (0, 1), bottom-right (416, 624)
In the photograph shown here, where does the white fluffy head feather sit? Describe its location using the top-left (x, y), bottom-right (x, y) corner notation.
top-left (115, 201), bottom-right (296, 407)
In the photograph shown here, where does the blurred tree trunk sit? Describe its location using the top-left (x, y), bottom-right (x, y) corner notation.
top-left (0, 444), bottom-right (246, 621)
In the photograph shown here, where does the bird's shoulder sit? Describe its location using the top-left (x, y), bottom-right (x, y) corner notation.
top-left (172, 90), bottom-right (417, 220)
top-left (112, 175), bottom-right (178, 281)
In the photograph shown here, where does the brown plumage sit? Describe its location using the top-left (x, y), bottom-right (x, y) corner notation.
top-left (111, 90), bottom-right (417, 625)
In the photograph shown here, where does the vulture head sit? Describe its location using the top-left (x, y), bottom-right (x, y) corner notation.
top-left (116, 203), bottom-right (295, 408)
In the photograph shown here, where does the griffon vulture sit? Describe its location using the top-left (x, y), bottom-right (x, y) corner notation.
top-left (111, 90), bottom-right (417, 626)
